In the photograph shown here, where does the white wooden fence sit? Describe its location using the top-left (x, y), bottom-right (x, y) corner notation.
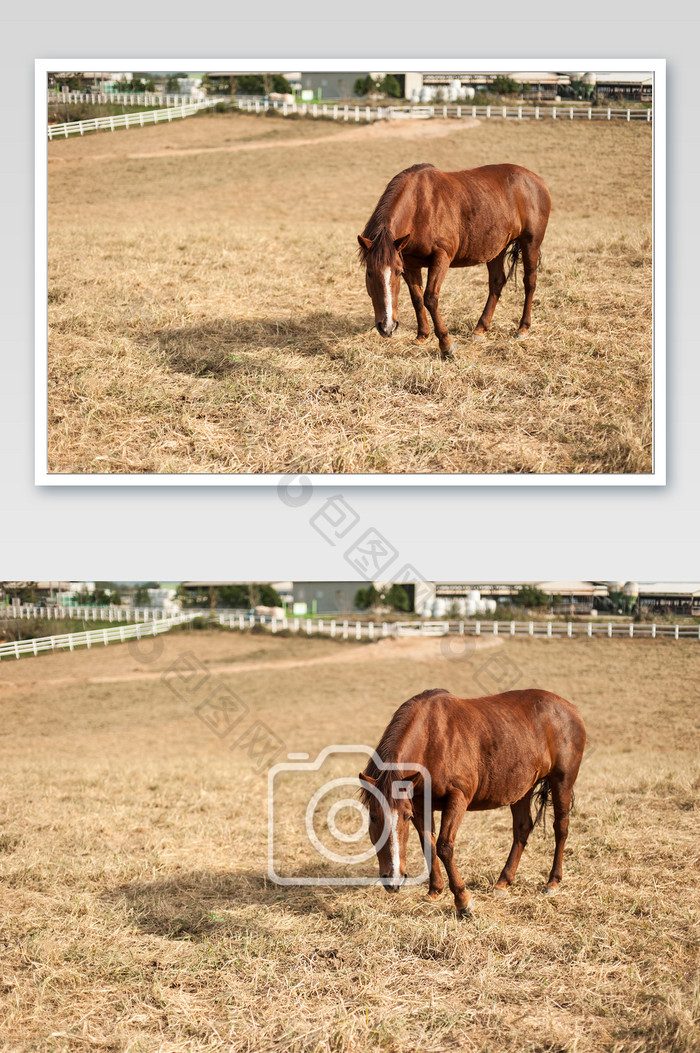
top-left (216, 613), bottom-right (699, 641)
top-left (0, 611), bottom-right (200, 661)
top-left (47, 98), bottom-right (220, 140)
top-left (48, 91), bottom-right (223, 108)
top-left (234, 98), bottom-right (653, 124)
top-left (1, 605), bottom-right (172, 622)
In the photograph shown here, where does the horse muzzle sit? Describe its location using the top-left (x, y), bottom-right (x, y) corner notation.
top-left (376, 321), bottom-right (398, 338)
top-left (380, 873), bottom-right (406, 893)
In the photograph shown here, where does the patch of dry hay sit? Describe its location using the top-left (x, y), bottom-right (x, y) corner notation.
top-left (47, 114), bottom-right (653, 475)
top-left (0, 631), bottom-right (697, 1050)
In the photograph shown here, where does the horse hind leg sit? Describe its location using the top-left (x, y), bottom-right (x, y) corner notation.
top-left (515, 234), bottom-right (543, 339)
top-left (543, 772), bottom-right (576, 894)
top-left (473, 249), bottom-right (508, 338)
top-left (494, 792), bottom-right (534, 895)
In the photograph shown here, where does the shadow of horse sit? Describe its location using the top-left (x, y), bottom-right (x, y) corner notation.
top-left (102, 869), bottom-right (366, 940)
top-left (152, 313), bottom-right (369, 378)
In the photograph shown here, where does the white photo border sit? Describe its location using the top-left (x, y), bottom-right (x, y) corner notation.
top-left (36, 57), bottom-right (665, 486)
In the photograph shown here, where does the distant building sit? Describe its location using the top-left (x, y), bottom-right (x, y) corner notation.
top-left (637, 583), bottom-right (700, 616)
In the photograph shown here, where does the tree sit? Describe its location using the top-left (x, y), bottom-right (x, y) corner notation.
top-left (380, 74), bottom-right (402, 99)
top-left (165, 75), bottom-right (180, 93)
top-left (490, 75), bottom-right (520, 96)
top-left (133, 584), bottom-right (150, 606)
top-left (354, 585), bottom-right (381, 610)
top-left (353, 75), bottom-right (377, 98)
top-left (384, 584), bottom-right (410, 612)
top-left (512, 586), bottom-right (549, 609)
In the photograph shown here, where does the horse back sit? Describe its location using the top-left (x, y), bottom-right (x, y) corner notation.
top-left (411, 688), bottom-right (584, 809)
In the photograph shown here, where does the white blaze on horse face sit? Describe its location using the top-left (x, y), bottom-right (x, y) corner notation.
top-left (383, 268), bottom-right (393, 329)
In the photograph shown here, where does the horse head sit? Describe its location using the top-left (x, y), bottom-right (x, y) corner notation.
top-left (357, 231), bottom-right (410, 337)
top-left (359, 769), bottom-right (421, 892)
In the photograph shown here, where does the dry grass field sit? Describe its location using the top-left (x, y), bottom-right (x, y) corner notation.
top-left (0, 628), bottom-right (697, 1051)
top-left (47, 112), bottom-right (653, 475)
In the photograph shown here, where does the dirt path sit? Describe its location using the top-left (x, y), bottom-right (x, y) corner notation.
top-left (47, 117), bottom-right (479, 165)
top-left (0, 634), bottom-right (502, 690)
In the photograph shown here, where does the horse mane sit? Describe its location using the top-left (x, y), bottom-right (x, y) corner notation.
top-left (359, 688), bottom-right (448, 806)
top-left (358, 163), bottom-right (435, 268)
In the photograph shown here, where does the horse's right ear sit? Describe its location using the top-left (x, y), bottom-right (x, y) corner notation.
top-left (357, 235), bottom-right (373, 251)
top-left (359, 772), bottom-right (376, 785)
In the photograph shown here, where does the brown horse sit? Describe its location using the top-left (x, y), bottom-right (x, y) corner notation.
top-left (357, 163), bottom-right (551, 357)
top-left (359, 687), bottom-right (585, 916)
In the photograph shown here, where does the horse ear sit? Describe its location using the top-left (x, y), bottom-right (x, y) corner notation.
top-left (357, 235), bottom-right (373, 251)
top-left (359, 771), bottom-right (376, 786)
top-left (394, 234), bottom-right (410, 253)
top-left (407, 771), bottom-right (423, 788)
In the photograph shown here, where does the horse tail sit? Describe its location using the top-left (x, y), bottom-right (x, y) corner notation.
top-left (531, 777), bottom-right (575, 831)
top-left (504, 238), bottom-right (521, 285)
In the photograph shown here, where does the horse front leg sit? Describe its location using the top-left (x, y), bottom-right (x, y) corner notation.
top-left (424, 251), bottom-right (454, 358)
top-left (411, 806), bottom-right (444, 900)
top-left (435, 790), bottom-right (472, 915)
top-left (402, 266), bottom-right (430, 343)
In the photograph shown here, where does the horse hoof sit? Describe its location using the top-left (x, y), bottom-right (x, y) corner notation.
top-left (457, 901), bottom-right (475, 918)
top-left (492, 887), bottom-right (508, 898)
top-left (514, 331), bottom-right (529, 341)
top-left (471, 331), bottom-right (485, 342)
top-left (542, 886), bottom-right (559, 896)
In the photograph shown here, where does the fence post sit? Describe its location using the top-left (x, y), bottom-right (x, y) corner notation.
top-left (472, 105), bottom-right (476, 118)
top-left (607, 107), bottom-right (611, 120)
top-left (343, 620), bottom-right (349, 639)
top-left (608, 622), bottom-right (613, 637)
top-left (14, 641), bottom-right (20, 659)
top-left (674, 625), bottom-right (679, 640)
top-left (567, 622), bottom-right (572, 637)
top-left (547, 622), bottom-right (552, 638)
top-left (271, 618), bottom-right (277, 634)
top-left (369, 622), bottom-right (374, 641)
top-left (629, 623), bottom-right (634, 638)
top-left (493, 621), bottom-right (499, 636)
top-left (518, 106), bottom-right (522, 120)
top-left (627, 109), bottom-right (631, 122)
top-left (535, 105), bottom-right (539, 120)
top-left (552, 107), bottom-right (557, 120)
top-left (588, 107), bottom-right (592, 120)
top-left (330, 620), bottom-right (336, 638)
top-left (355, 621), bottom-right (361, 639)
top-left (475, 621), bottom-right (480, 635)
top-left (529, 621), bottom-right (534, 636)
top-left (510, 621), bottom-right (516, 636)
top-left (306, 619), bottom-right (311, 635)
top-left (486, 105), bottom-right (491, 119)
top-left (587, 622), bottom-right (592, 637)
top-left (652, 623), bottom-right (656, 638)
top-left (570, 106), bottom-right (574, 120)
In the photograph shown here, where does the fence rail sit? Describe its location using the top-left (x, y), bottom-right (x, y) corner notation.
top-left (234, 98), bottom-right (653, 124)
top-left (216, 613), bottom-right (699, 641)
top-left (0, 612), bottom-right (200, 661)
top-left (47, 99), bottom-right (220, 139)
top-left (1, 605), bottom-right (173, 622)
top-left (48, 91), bottom-right (230, 108)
